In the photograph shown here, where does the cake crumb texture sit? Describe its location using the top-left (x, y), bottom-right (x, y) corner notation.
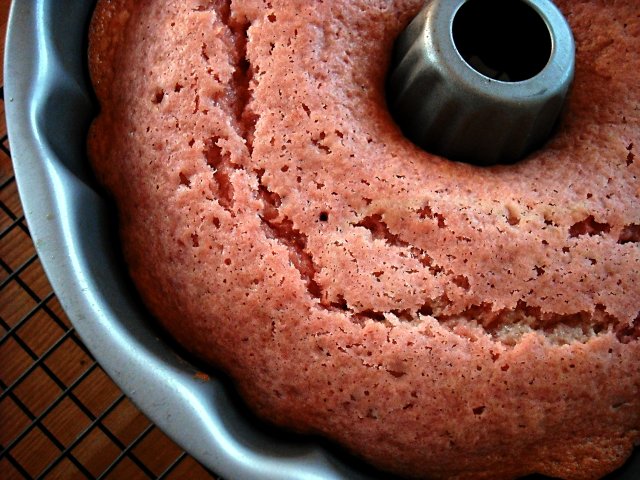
top-left (88, 1), bottom-right (639, 478)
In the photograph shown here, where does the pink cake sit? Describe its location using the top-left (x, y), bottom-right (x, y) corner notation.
top-left (88, 1), bottom-right (640, 478)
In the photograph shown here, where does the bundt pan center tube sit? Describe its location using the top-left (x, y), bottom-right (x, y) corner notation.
top-left (388, 0), bottom-right (575, 165)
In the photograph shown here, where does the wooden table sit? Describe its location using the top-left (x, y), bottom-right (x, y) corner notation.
top-left (0, 2), bottom-right (217, 478)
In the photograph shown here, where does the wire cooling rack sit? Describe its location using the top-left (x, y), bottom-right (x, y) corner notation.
top-left (0, 76), bottom-right (218, 480)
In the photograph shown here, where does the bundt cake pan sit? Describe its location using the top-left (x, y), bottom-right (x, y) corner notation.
top-left (4, 1), bottom-right (638, 479)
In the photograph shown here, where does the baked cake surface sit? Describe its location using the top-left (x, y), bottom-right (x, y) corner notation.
top-left (88, 1), bottom-right (640, 478)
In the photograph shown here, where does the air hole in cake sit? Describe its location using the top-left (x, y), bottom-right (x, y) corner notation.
top-left (472, 406), bottom-right (486, 415)
top-left (616, 314), bottom-right (640, 344)
top-left (619, 224), bottom-right (640, 244)
top-left (152, 89), bottom-right (165, 104)
top-left (569, 216), bottom-right (612, 238)
top-left (179, 172), bottom-right (191, 187)
top-left (417, 204), bottom-right (446, 228)
top-left (418, 303), bottom-right (433, 317)
top-left (453, 0), bottom-right (551, 82)
top-left (394, 309), bottom-right (414, 322)
top-left (453, 275), bottom-right (470, 290)
top-left (357, 310), bottom-right (386, 322)
top-left (312, 133), bottom-right (331, 155)
top-left (331, 295), bottom-right (348, 311)
top-left (193, 94), bottom-right (200, 114)
top-left (319, 211), bottom-right (329, 222)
